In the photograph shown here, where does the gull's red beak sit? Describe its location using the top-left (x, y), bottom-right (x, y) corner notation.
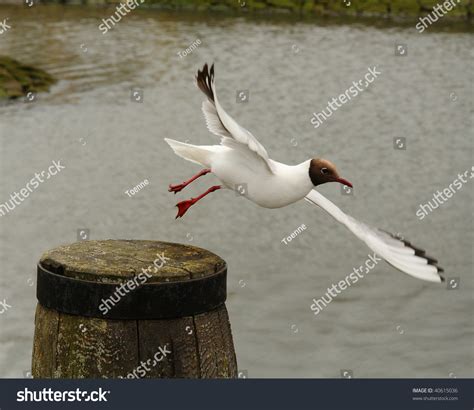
top-left (335, 177), bottom-right (353, 188)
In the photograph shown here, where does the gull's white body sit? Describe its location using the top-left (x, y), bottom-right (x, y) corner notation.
top-left (170, 142), bottom-right (314, 208)
top-left (165, 64), bottom-right (443, 283)
top-left (218, 158), bottom-right (314, 208)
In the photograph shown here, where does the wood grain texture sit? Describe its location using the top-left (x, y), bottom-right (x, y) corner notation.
top-left (195, 305), bottom-right (237, 378)
top-left (138, 316), bottom-right (201, 378)
top-left (218, 306), bottom-right (238, 377)
top-left (54, 312), bottom-right (139, 378)
top-left (39, 240), bottom-right (226, 283)
top-left (32, 304), bottom-right (59, 378)
top-left (33, 305), bottom-right (237, 378)
top-left (137, 319), bottom-right (175, 378)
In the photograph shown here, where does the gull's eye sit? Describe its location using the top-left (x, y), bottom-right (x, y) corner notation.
top-left (321, 167), bottom-right (330, 175)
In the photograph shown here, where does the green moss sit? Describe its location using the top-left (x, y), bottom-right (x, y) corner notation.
top-left (195, 0), bottom-right (212, 11)
top-left (419, 0), bottom-right (441, 8)
top-left (326, 0), bottom-right (353, 14)
top-left (420, 0), bottom-right (469, 17)
top-left (356, 0), bottom-right (389, 14)
top-left (266, 0), bottom-right (300, 12)
top-left (52, 0), bottom-right (472, 20)
top-left (301, 0), bottom-right (316, 13)
top-left (390, 0), bottom-right (422, 15)
top-left (247, 1), bottom-right (269, 11)
top-left (0, 56), bottom-right (56, 101)
top-left (447, 0), bottom-right (471, 17)
top-left (0, 87), bottom-right (9, 99)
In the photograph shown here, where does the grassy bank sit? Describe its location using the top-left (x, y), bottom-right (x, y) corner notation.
top-left (35, 0), bottom-right (473, 21)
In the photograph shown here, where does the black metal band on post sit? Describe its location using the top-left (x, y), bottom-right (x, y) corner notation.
top-left (36, 262), bottom-right (227, 320)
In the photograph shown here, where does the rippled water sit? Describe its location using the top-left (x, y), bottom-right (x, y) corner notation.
top-left (0, 5), bottom-right (472, 378)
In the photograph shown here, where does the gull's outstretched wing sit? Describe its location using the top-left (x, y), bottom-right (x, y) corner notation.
top-left (196, 63), bottom-right (276, 173)
top-left (305, 190), bottom-right (444, 283)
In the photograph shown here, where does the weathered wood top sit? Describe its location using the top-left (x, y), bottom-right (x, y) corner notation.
top-left (40, 240), bottom-right (226, 284)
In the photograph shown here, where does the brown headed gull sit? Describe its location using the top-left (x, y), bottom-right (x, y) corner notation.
top-left (165, 63), bottom-right (444, 283)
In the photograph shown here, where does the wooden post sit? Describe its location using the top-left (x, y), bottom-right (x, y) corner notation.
top-left (32, 240), bottom-right (237, 378)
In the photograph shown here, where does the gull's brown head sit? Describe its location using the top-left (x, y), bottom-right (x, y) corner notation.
top-left (309, 158), bottom-right (353, 188)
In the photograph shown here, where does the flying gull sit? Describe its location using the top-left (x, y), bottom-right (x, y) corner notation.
top-left (165, 63), bottom-right (444, 283)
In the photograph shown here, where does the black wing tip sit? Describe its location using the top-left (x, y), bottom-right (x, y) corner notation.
top-left (384, 230), bottom-right (444, 272)
top-left (196, 62), bottom-right (215, 102)
top-left (425, 255), bottom-right (439, 265)
top-left (413, 249), bottom-right (426, 257)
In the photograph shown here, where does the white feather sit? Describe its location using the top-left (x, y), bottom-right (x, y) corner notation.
top-left (199, 75), bottom-right (276, 173)
top-left (305, 189), bottom-right (443, 283)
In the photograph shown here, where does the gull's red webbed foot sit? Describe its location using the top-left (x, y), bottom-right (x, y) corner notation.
top-left (175, 199), bottom-right (196, 218)
top-left (175, 185), bottom-right (221, 219)
top-left (168, 168), bottom-right (211, 194)
top-left (168, 183), bottom-right (187, 194)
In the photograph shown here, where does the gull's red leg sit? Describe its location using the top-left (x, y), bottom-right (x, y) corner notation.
top-left (168, 168), bottom-right (211, 194)
top-left (175, 185), bottom-right (221, 219)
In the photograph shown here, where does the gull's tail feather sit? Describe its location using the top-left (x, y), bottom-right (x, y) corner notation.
top-left (164, 138), bottom-right (213, 168)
